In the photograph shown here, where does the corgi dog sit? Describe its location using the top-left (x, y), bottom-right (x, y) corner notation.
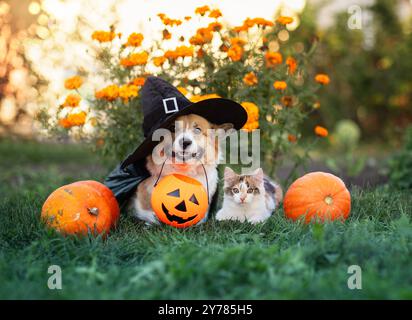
top-left (130, 114), bottom-right (233, 224)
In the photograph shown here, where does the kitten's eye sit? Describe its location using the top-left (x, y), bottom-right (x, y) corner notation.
top-left (247, 188), bottom-right (254, 194)
top-left (232, 188), bottom-right (239, 194)
top-left (194, 127), bottom-right (202, 134)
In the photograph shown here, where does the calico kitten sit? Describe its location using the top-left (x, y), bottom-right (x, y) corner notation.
top-left (216, 167), bottom-right (283, 224)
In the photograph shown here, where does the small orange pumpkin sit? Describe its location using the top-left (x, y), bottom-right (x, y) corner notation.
top-left (151, 174), bottom-right (208, 228)
top-left (41, 181), bottom-right (120, 235)
top-left (283, 172), bottom-right (351, 223)
top-left (71, 180), bottom-right (120, 224)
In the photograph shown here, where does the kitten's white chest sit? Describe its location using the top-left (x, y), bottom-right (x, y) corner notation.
top-left (216, 196), bottom-right (272, 224)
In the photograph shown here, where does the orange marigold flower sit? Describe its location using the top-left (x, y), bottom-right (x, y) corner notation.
top-left (243, 72), bottom-right (258, 86)
top-left (158, 13), bottom-right (182, 26)
top-left (242, 121), bottom-right (259, 131)
top-left (252, 17), bottom-right (274, 27)
top-left (233, 17), bottom-right (273, 33)
top-left (281, 95), bottom-right (294, 107)
top-left (58, 118), bottom-right (72, 129)
top-left (190, 93), bottom-right (221, 103)
top-left (165, 46), bottom-right (194, 60)
top-left (313, 101), bottom-right (321, 109)
top-left (91, 30), bottom-right (116, 42)
top-left (184, 16), bottom-right (192, 21)
top-left (265, 51), bottom-right (282, 67)
top-left (230, 37), bottom-right (246, 46)
top-left (219, 44), bottom-right (229, 52)
top-left (195, 5), bottom-right (210, 16)
top-left (132, 77), bottom-right (146, 86)
top-left (62, 94), bottom-right (81, 107)
top-left (286, 57), bottom-right (297, 75)
top-left (125, 32), bottom-right (144, 46)
top-left (241, 101), bottom-right (259, 132)
top-left (120, 51), bottom-right (149, 67)
top-left (314, 125), bottom-right (329, 137)
top-left (288, 134), bottom-right (297, 143)
top-left (95, 84), bottom-right (119, 101)
top-left (162, 29), bottom-right (172, 40)
top-left (277, 16), bottom-right (294, 25)
top-left (288, 134), bottom-right (298, 143)
top-left (68, 111), bottom-right (87, 126)
top-left (119, 84), bottom-right (139, 103)
top-left (189, 27), bottom-right (213, 45)
top-left (59, 111), bottom-right (87, 128)
top-left (153, 56), bottom-right (167, 67)
top-left (233, 25), bottom-right (249, 33)
top-left (315, 73), bottom-right (330, 85)
top-left (273, 81), bottom-right (287, 90)
top-left (64, 75), bottom-right (83, 90)
top-left (208, 22), bottom-right (223, 32)
top-left (197, 48), bottom-right (205, 58)
top-left (177, 87), bottom-right (188, 96)
top-left (209, 9), bottom-right (222, 19)
top-left (227, 45), bottom-right (243, 62)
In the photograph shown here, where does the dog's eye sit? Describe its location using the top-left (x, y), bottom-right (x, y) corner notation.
top-left (247, 188), bottom-right (254, 194)
top-left (232, 188), bottom-right (239, 194)
top-left (194, 127), bottom-right (202, 134)
top-left (169, 124), bottom-right (175, 132)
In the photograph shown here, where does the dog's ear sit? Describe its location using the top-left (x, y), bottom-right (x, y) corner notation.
top-left (215, 123), bottom-right (234, 131)
top-left (213, 123), bottom-right (234, 136)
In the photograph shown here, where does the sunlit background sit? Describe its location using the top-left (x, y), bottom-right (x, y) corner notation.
top-left (1, 0), bottom-right (412, 137)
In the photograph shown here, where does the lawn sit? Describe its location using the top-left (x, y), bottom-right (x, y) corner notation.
top-left (0, 139), bottom-right (411, 299)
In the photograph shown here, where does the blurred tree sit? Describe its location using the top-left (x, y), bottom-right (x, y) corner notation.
top-left (292, 0), bottom-right (412, 144)
top-left (0, 0), bottom-right (41, 137)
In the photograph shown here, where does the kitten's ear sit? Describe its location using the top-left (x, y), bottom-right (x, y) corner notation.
top-left (252, 168), bottom-right (264, 183)
top-left (224, 167), bottom-right (237, 180)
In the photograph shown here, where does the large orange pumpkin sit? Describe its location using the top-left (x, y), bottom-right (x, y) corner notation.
top-left (283, 172), bottom-right (351, 223)
top-left (151, 174), bottom-right (208, 228)
top-left (41, 180), bottom-right (120, 235)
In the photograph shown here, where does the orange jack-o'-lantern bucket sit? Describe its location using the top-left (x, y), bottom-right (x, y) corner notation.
top-left (151, 174), bottom-right (208, 228)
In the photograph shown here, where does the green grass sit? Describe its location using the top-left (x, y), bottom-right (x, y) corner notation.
top-left (0, 139), bottom-right (411, 299)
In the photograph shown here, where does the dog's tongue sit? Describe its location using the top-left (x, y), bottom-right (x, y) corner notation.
top-left (173, 163), bottom-right (190, 171)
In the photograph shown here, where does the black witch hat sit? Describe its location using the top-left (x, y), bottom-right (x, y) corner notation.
top-left (120, 76), bottom-right (248, 168)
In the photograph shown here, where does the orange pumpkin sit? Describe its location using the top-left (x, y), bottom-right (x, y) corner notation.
top-left (151, 174), bottom-right (208, 228)
top-left (41, 181), bottom-right (120, 235)
top-left (283, 172), bottom-right (351, 223)
top-left (71, 180), bottom-right (120, 224)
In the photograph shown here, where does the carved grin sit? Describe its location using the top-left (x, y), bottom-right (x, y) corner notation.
top-left (161, 203), bottom-right (197, 224)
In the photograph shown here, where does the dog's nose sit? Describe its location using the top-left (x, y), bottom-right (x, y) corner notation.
top-left (179, 138), bottom-right (192, 150)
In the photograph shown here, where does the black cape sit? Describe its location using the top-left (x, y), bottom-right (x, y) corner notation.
top-left (104, 159), bottom-right (219, 214)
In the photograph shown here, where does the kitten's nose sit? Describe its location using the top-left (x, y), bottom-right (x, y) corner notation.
top-left (179, 138), bottom-right (192, 150)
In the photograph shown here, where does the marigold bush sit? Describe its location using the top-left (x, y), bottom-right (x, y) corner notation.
top-left (40, 6), bottom-right (330, 179)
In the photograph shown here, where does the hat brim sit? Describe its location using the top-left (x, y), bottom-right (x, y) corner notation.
top-left (121, 98), bottom-right (248, 168)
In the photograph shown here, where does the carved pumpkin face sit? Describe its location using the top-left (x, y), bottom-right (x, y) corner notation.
top-left (151, 174), bottom-right (208, 228)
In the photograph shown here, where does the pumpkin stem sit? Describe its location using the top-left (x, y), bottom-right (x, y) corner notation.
top-left (88, 207), bottom-right (99, 216)
top-left (324, 196), bottom-right (333, 205)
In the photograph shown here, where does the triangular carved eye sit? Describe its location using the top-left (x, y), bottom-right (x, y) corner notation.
top-left (189, 194), bottom-right (199, 205)
top-left (175, 200), bottom-right (187, 212)
top-left (167, 189), bottom-right (180, 197)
